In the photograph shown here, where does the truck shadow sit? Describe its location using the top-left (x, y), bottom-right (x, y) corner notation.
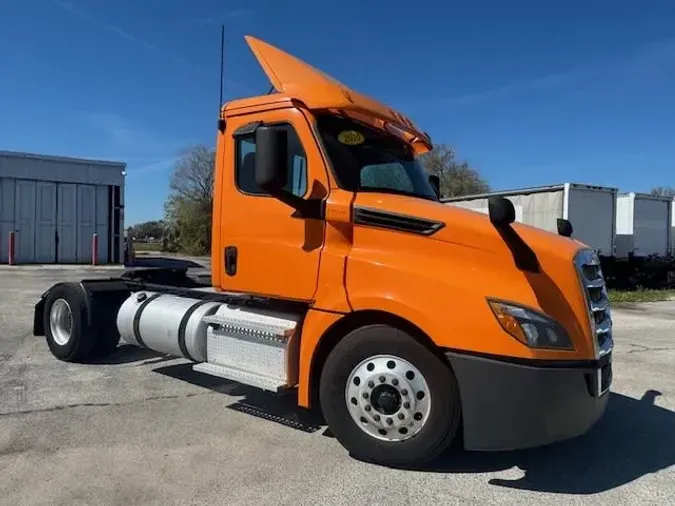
top-left (128, 257), bottom-right (205, 269)
top-left (91, 344), bottom-right (176, 365)
top-left (429, 390), bottom-right (674, 494)
top-left (151, 362), bottom-right (674, 494)
top-left (153, 362), bottom-right (325, 433)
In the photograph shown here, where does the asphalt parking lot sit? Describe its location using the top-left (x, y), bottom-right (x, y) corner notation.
top-left (1, 263), bottom-right (674, 505)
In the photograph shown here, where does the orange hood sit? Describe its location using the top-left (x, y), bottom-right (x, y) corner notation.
top-left (357, 192), bottom-right (584, 260)
top-left (352, 192), bottom-right (593, 356)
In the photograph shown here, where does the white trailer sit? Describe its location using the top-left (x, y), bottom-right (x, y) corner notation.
top-left (615, 192), bottom-right (673, 259)
top-left (442, 183), bottom-right (618, 257)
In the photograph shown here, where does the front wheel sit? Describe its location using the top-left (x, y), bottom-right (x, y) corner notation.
top-left (319, 324), bottom-right (462, 468)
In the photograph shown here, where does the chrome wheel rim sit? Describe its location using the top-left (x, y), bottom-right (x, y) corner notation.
top-left (50, 298), bottom-right (73, 346)
top-left (345, 354), bottom-right (431, 442)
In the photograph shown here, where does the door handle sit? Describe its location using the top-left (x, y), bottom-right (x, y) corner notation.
top-left (224, 246), bottom-right (237, 276)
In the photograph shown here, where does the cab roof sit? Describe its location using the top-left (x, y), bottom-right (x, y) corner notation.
top-left (223, 35), bottom-right (433, 154)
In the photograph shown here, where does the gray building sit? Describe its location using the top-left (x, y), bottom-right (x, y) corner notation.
top-left (0, 150), bottom-right (125, 265)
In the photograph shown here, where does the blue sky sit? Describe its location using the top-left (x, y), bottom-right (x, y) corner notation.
top-left (1, 0), bottom-right (674, 225)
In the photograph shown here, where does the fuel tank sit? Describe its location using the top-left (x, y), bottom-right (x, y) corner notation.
top-left (116, 291), bottom-right (222, 362)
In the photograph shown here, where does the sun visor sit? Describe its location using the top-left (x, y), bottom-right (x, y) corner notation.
top-left (244, 35), bottom-right (432, 153)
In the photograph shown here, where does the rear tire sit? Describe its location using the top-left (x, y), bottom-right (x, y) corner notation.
top-left (43, 283), bottom-right (96, 362)
top-left (319, 324), bottom-right (461, 468)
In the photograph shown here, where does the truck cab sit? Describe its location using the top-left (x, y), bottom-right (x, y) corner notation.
top-left (34, 35), bottom-right (613, 468)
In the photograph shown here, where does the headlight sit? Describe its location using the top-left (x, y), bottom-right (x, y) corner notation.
top-left (487, 299), bottom-right (574, 350)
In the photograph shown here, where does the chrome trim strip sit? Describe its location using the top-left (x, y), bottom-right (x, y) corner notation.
top-left (591, 299), bottom-right (610, 312)
top-left (596, 319), bottom-right (612, 334)
top-left (574, 248), bottom-right (614, 359)
top-left (598, 337), bottom-right (614, 357)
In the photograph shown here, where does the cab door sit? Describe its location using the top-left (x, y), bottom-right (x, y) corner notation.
top-left (217, 107), bottom-right (329, 301)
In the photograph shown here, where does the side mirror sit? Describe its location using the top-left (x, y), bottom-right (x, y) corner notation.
top-left (428, 174), bottom-right (440, 198)
top-left (557, 218), bottom-right (573, 238)
top-left (255, 125), bottom-right (288, 192)
top-left (488, 196), bottom-right (516, 227)
top-left (253, 124), bottom-right (322, 218)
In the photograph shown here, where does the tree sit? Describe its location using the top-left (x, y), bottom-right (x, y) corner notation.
top-left (419, 143), bottom-right (490, 198)
top-left (163, 145), bottom-right (215, 255)
top-left (128, 220), bottom-right (166, 240)
top-left (651, 186), bottom-right (675, 197)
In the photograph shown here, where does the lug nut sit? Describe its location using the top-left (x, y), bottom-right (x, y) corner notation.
top-left (368, 380), bottom-right (375, 388)
top-left (362, 392), bottom-right (369, 399)
top-left (392, 378), bottom-right (399, 386)
top-left (386, 418), bottom-right (393, 425)
top-left (364, 405), bottom-right (371, 412)
top-left (403, 402), bottom-right (410, 409)
top-left (398, 413), bottom-right (405, 420)
top-left (401, 389), bottom-right (408, 396)
top-left (373, 415), bottom-right (380, 421)
top-left (379, 376), bottom-right (385, 383)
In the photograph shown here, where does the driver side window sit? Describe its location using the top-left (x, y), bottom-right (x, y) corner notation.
top-left (235, 124), bottom-right (308, 197)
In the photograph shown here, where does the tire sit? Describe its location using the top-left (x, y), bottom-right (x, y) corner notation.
top-left (319, 324), bottom-right (461, 468)
top-left (43, 283), bottom-right (96, 362)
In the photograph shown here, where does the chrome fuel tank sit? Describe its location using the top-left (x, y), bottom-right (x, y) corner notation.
top-left (116, 291), bottom-right (222, 362)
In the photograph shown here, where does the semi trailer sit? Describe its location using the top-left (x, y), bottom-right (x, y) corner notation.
top-left (610, 191), bottom-right (675, 288)
top-left (33, 35), bottom-right (613, 467)
top-left (445, 185), bottom-right (675, 288)
top-left (442, 183), bottom-right (619, 259)
top-left (615, 192), bottom-right (673, 259)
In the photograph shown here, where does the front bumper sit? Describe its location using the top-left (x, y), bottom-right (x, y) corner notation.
top-left (445, 350), bottom-right (612, 451)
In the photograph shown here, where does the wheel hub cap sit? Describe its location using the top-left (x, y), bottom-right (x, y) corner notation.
top-left (345, 355), bottom-right (431, 442)
top-left (49, 298), bottom-right (73, 346)
top-left (371, 385), bottom-right (401, 415)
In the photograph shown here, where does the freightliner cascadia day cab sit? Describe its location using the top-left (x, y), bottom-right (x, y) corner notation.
top-left (34, 36), bottom-right (613, 467)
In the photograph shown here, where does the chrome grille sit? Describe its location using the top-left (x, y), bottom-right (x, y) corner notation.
top-left (574, 249), bottom-right (613, 358)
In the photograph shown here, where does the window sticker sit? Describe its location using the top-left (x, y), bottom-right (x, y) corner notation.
top-left (337, 130), bottom-right (365, 145)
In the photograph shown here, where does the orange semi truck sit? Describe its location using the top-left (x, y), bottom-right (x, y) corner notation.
top-left (33, 36), bottom-right (613, 467)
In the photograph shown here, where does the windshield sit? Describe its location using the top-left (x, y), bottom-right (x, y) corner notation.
top-left (315, 113), bottom-right (438, 201)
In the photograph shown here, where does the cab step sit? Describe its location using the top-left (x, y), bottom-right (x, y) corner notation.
top-left (193, 304), bottom-right (303, 392)
top-left (193, 362), bottom-right (288, 392)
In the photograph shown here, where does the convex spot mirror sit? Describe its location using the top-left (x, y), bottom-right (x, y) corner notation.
top-left (557, 218), bottom-right (573, 237)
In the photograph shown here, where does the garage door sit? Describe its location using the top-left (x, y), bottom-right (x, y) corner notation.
top-left (10, 180), bottom-right (58, 263)
top-left (58, 183), bottom-right (110, 263)
top-left (76, 184), bottom-right (96, 263)
top-left (35, 182), bottom-right (57, 263)
top-left (2, 179), bottom-right (112, 264)
top-left (14, 180), bottom-right (37, 263)
top-left (57, 183), bottom-right (78, 263)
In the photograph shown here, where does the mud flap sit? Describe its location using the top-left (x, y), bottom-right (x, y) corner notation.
top-left (33, 297), bottom-right (46, 336)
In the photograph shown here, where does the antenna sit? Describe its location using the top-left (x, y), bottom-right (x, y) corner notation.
top-left (219, 23), bottom-right (225, 108)
top-left (217, 24), bottom-right (226, 132)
